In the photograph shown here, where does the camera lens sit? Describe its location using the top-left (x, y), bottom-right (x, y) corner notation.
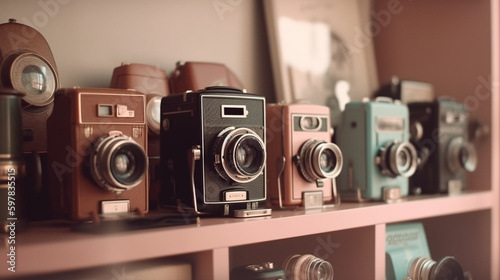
top-left (447, 137), bottom-right (477, 173)
top-left (284, 254), bottom-right (334, 280)
top-left (214, 127), bottom-right (266, 183)
top-left (297, 139), bottom-right (343, 183)
top-left (378, 140), bottom-right (418, 178)
top-left (90, 133), bottom-right (147, 193)
top-left (21, 65), bottom-right (47, 95)
top-left (234, 136), bottom-right (264, 175)
top-left (407, 256), bottom-right (465, 280)
top-left (9, 53), bottom-right (57, 108)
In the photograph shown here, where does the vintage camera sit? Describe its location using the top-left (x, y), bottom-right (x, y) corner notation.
top-left (110, 62), bottom-right (170, 209)
top-left (266, 103), bottom-right (342, 208)
top-left (47, 88), bottom-right (148, 221)
top-left (0, 19), bottom-right (59, 153)
top-left (386, 223), bottom-right (472, 280)
top-left (336, 98), bottom-right (418, 202)
top-left (169, 61), bottom-right (244, 93)
top-left (374, 76), bottom-right (434, 104)
top-left (283, 254), bottom-right (334, 280)
top-left (408, 99), bottom-right (477, 194)
top-left (160, 86), bottom-right (270, 217)
top-left (231, 262), bottom-right (286, 280)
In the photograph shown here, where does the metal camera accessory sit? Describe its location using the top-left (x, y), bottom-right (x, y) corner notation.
top-left (0, 88), bottom-right (25, 232)
top-left (408, 99), bottom-right (477, 194)
top-left (337, 98), bottom-right (416, 202)
top-left (266, 104), bottom-right (342, 209)
top-left (160, 86), bottom-right (270, 217)
top-left (170, 61), bottom-right (245, 94)
top-left (89, 131), bottom-right (148, 194)
top-left (283, 254), bottom-right (334, 280)
top-left (47, 88), bottom-right (149, 221)
top-left (230, 262), bottom-right (286, 280)
top-left (406, 256), bottom-right (469, 280)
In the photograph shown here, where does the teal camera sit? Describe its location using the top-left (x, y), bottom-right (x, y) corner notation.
top-left (336, 98), bottom-right (417, 201)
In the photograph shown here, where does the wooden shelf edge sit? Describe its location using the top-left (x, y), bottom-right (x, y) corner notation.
top-left (3, 190), bottom-right (493, 278)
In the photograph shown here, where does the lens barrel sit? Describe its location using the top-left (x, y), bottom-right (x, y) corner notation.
top-left (214, 127), bottom-right (266, 183)
top-left (89, 133), bottom-right (148, 193)
top-left (297, 139), bottom-right (343, 183)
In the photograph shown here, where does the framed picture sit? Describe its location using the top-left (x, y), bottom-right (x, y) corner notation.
top-left (264, 0), bottom-right (379, 127)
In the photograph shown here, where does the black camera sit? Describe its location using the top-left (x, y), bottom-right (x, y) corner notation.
top-left (160, 87), bottom-right (270, 217)
top-left (231, 262), bottom-right (285, 280)
top-left (408, 99), bottom-right (477, 194)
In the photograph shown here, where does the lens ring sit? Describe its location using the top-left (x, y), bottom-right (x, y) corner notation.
top-left (9, 53), bottom-right (58, 107)
top-left (146, 94), bottom-right (162, 134)
top-left (214, 127), bottom-right (266, 183)
top-left (447, 137), bottom-right (477, 173)
top-left (312, 142), bottom-right (343, 179)
top-left (432, 257), bottom-right (465, 280)
top-left (89, 133), bottom-right (147, 192)
top-left (297, 139), bottom-right (342, 183)
top-left (378, 140), bottom-right (418, 178)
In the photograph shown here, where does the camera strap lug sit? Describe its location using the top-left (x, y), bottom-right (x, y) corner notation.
top-left (188, 145), bottom-right (203, 215)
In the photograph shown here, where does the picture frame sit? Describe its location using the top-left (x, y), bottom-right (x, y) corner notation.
top-left (264, 0), bottom-right (379, 127)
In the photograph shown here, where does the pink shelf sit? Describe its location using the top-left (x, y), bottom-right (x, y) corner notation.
top-left (3, 191), bottom-right (492, 278)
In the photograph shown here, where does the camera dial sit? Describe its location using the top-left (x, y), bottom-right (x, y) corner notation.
top-left (214, 127), bottom-right (266, 183)
top-left (295, 139), bottom-right (343, 183)
top-left (447, 137), bottom-right (477, 173)
top-left (89, 131), bottom-right (148, 193)
top-left (7, 52), bottom-right (58, 109)
top-left (377, 140), bottom-right (418, 178)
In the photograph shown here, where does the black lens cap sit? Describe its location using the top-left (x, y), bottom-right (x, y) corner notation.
top-left (431, 256), bottom-right (464, 280)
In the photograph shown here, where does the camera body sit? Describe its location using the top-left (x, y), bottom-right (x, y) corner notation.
top-left (160, 87), bottom-right (268, 216)
top-left (231, 262), bottom-right (285, 280)
top-left (0, 19), bottom-right (59, 153)
top-left (336, 98), bottom-right (417, 201)
top-left (408, 99), bottom-right (476, 194)
top-left (47, 88), bottom-right (149, 220)
top-left (266, 103), bottom-right (342, 207)
top-left (170, 61), bottom-right (244, 93)
top-left (110, 62), bottom-right (170, 209)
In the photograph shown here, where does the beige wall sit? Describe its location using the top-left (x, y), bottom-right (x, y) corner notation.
top-left (0, 0), bottom-right (276, 101)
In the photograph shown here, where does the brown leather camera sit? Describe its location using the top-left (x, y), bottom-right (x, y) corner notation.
top-left (47, 87), bottom-right (149, 221)
top-left (0, 19), bottom-right (59, 153)
top-left (169, 61), bottom-right (244, 93)
top-left (110, 62), bottom-right (170, 209)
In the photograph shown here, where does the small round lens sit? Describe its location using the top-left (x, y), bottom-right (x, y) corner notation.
top-left (233, 135), bottom-right (265, 176)
top-left (213, 127), bottom-right (266, 183)
top-left (21, 65), bottom-right (47, 95)
top-left (379, 141), bottom-right (417, 178)
top-left (90, 134), bottom-right (147, 192)
top-left (320, 149), bottom-right (337, 173)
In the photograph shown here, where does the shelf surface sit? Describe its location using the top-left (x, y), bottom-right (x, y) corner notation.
top-left (2, 190), bottom-right (493, 278)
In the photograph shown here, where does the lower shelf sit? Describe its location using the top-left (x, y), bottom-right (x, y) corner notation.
top-left (1, 190), bottom-right (494, 279)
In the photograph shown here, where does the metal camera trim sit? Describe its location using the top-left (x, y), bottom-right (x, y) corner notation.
top-left (214, 126), bottom-right (266, 184)
top-left (89, 132), bottom-right (148, 193)
top-left (378, 140), bottom-right (418, 178)
top-left (296, 139), bottom-right (343, 183)
top-left (9, 52), bottom-right (58, 108)
top-left (447, 137), bottom-right (477, 173)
